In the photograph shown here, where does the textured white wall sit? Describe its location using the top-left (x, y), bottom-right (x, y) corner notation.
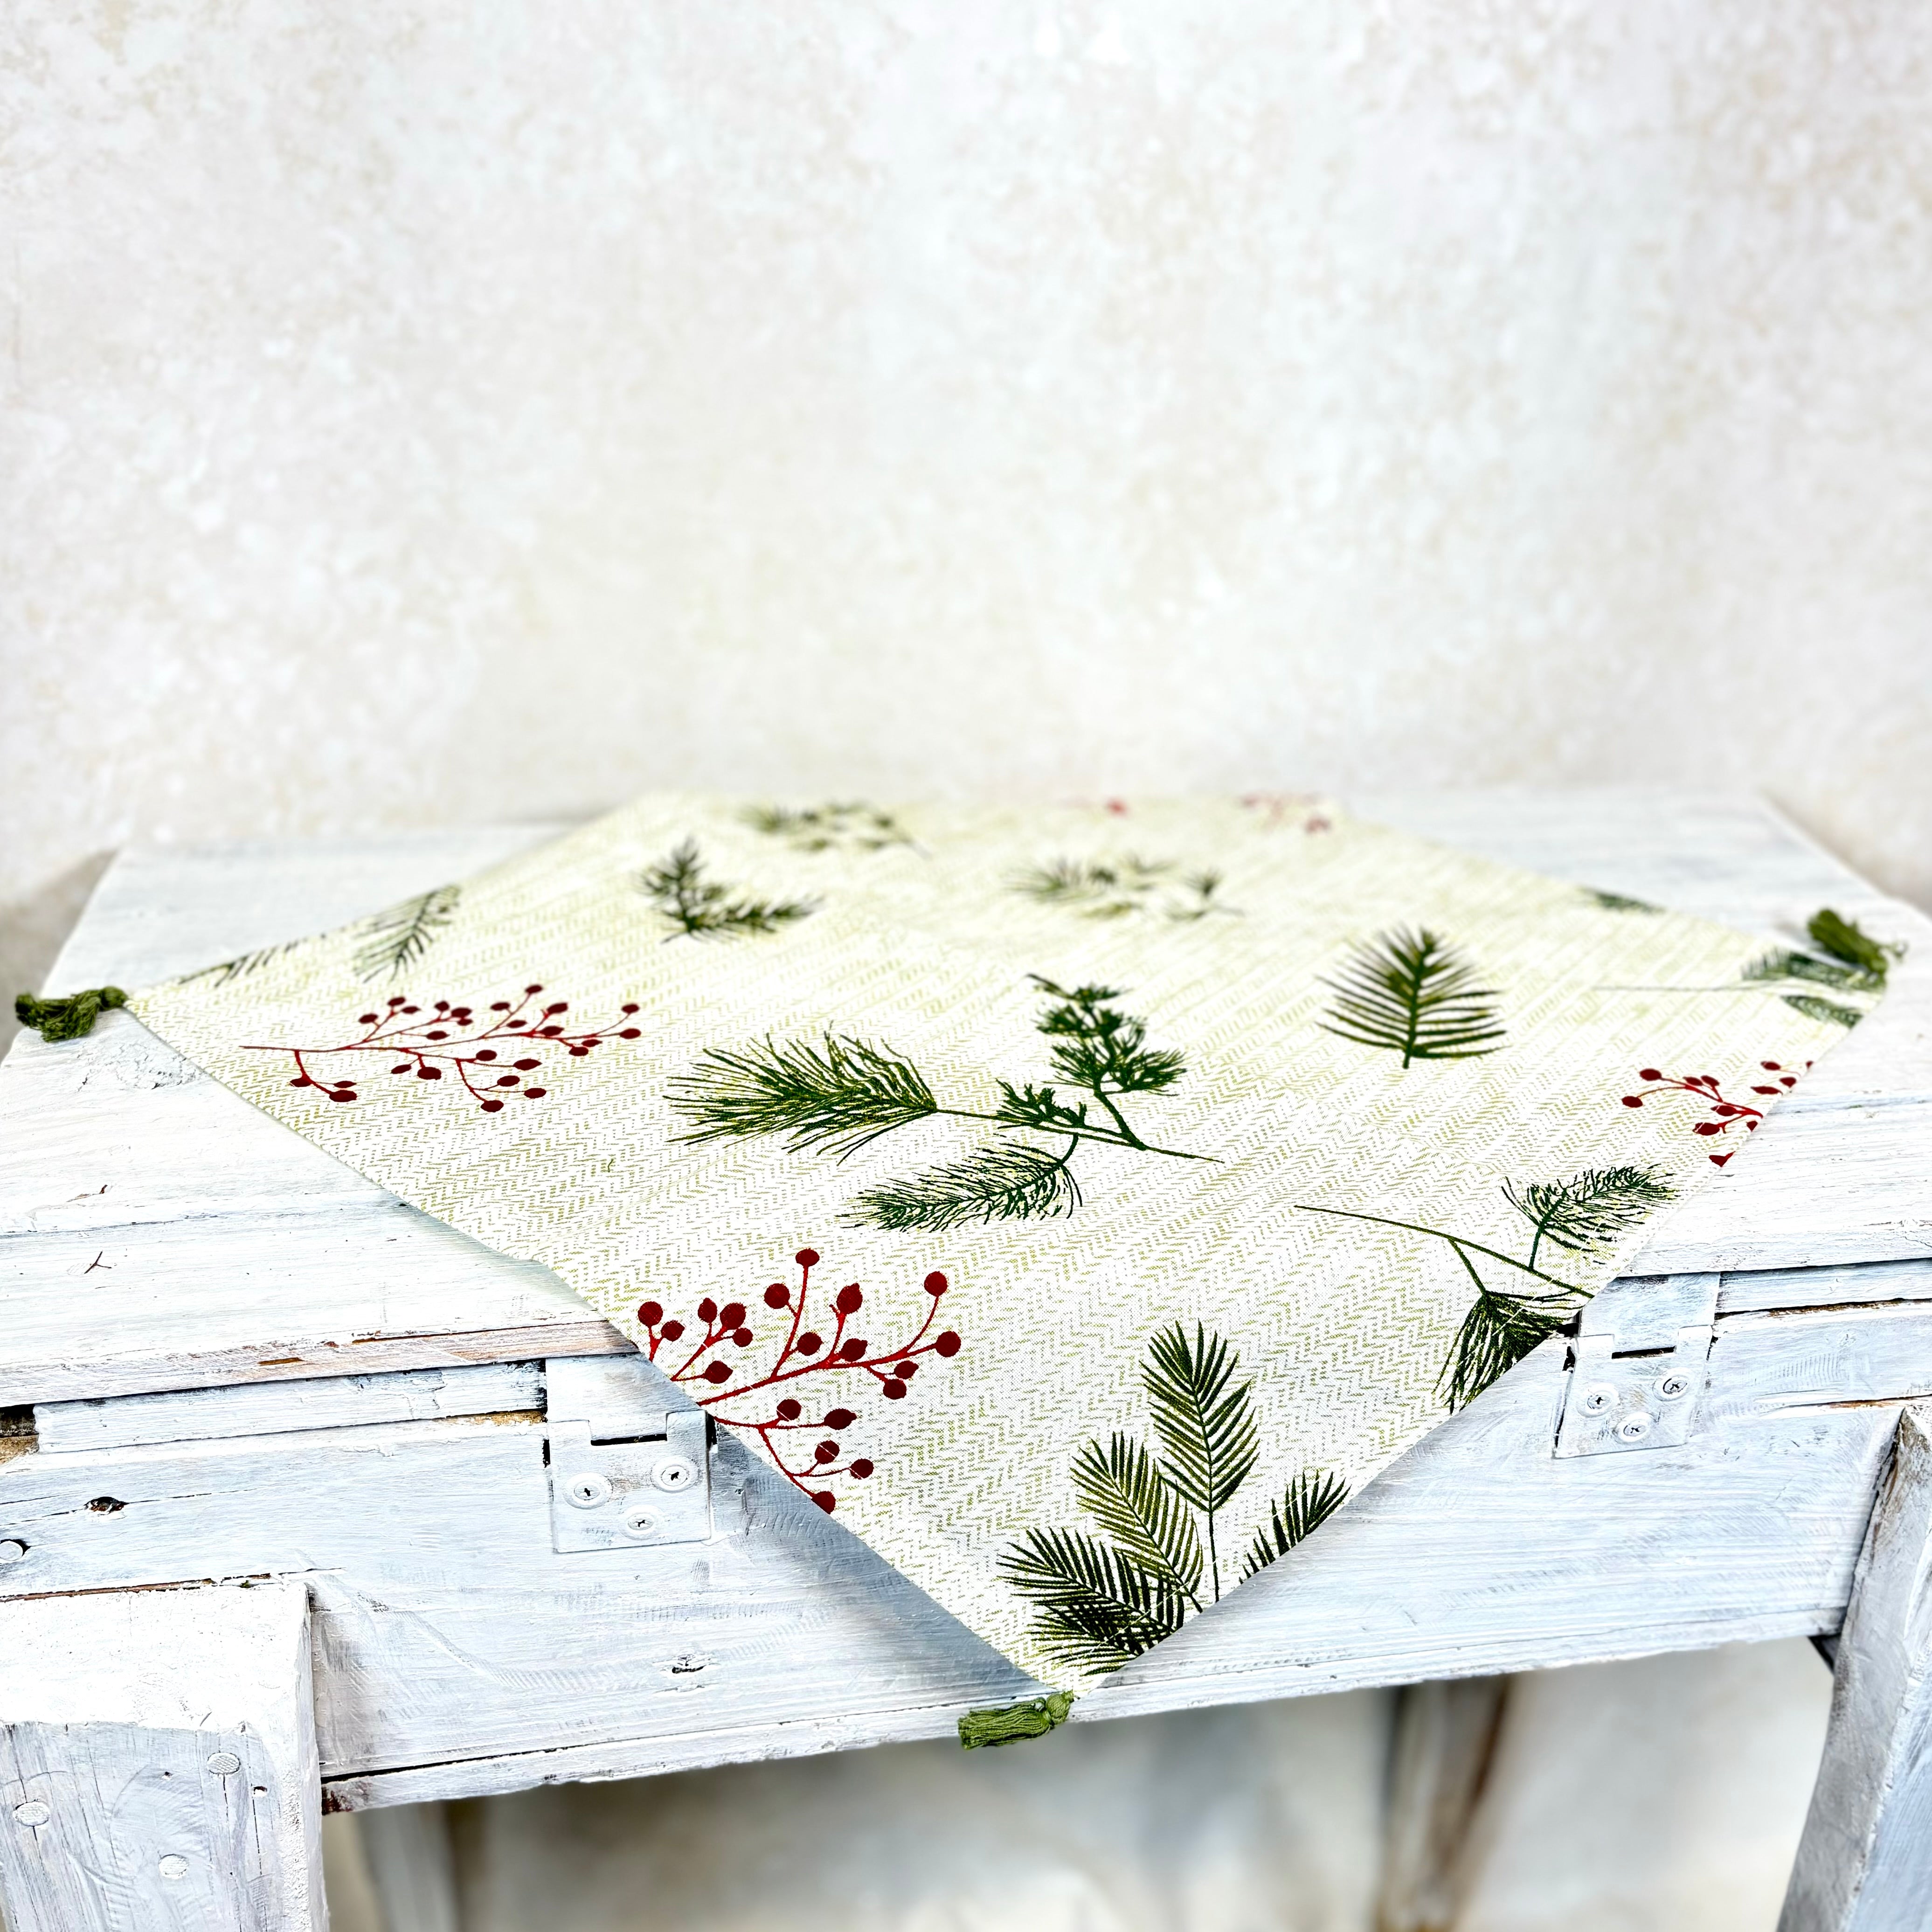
top-left (5, 0), bottom-right (1930, 1044)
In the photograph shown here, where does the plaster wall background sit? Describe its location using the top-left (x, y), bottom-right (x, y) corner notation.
top-left (5, 0), bottom-right (1930, 1048)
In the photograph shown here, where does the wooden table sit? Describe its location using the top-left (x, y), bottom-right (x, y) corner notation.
top-left (3, 790), bottom-right (1930, 1932)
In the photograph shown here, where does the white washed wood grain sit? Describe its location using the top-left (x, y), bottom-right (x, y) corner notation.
top-left (0, 1580), bottom-right (324, 1930)
top-left (35, 1361), bottom-right (543, 1453)
top-left (4, 1287), bottom-right (1931, 1803)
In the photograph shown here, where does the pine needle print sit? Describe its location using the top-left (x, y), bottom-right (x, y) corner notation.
top-left (352, 886), bottom-right (462, 983)
top-left (180, 941), bottom-right (306, 987)
top-left (1002, 1322), bottom-right (1345, 1675)
top-left (671, 976), bottom-right (1204, 1231)
top-left (742, 801), bottom-right (914, 854)
top-left (1320, 928), bottom-right (1506, 1067)
top-left (1502, 1165), bottom-right (1677, 1270)
top-left (852, 1143), bottom-right (1083, 1231)
top-left (1011, 856), bottom-right (1234, 923)
top-left (641, 840), bottom-right (816, 942)
top-left (1299, 1163), bottom-right (1676, 1411)
top-left (673, 1035), bottom-right (938, 1157)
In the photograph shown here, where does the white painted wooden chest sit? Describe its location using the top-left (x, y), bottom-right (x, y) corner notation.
top-left (3, 790), bottom-right (1930, 1930)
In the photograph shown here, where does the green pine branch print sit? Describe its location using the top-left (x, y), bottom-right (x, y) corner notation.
top-left (641, 840), bottom-right (816, 942)
top-left (1011, 856), bottom-right (1234, 924)
top-left (1297, 1164), bottom-right (1676, 1411)
top-left (1583, 887), bottom-right (1664, 914)
top-left (352, 885), bottom-right (462, 983)
top-left (180, 941), bottom-right (307, 987)
top-left (1001, 1322), bottom-right (1347, 1677)
top-left (1606, 907), bottom-right (1901, 1029)
top-left (742, 801), bottom-right (914, 853)
top-left (1319, 928), bottom-right (1505, 1067)
top-left (670, 976), bottom-right (1204, 1231)
top-left (1738, 908), bottom-right (1903, 1027)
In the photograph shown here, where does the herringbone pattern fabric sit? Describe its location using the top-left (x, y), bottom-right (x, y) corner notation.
top-left (129, 796), bottom-right (1846, 1688)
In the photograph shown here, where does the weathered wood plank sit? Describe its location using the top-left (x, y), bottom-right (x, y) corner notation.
top-left (35, 1361), bottom-right (544, 1453)
top-left (0, 1208), bottom-right (623, 1405)
top-left (1, 789), bottom-right (1924, 1401)
top-left (1781, 1406), bottom-right (1932, 1932)
top-left (1, 1294), bottom-right (1929, 1804)
top-left (0, 1580), bottom-right (323, 1930)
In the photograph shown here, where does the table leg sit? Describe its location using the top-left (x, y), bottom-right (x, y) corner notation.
top-left (1781, 1404), bottom-right (1932, 1932)
top-left (0, 1579), bottom-right (325, 1931)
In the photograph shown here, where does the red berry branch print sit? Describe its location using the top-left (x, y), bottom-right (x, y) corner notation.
top-left (244, 984), bottom-right (643, 1112)
top-left (1240, 792), bottom-right (1333, 833)
top-left (1619, 1059), bottom-right (1811, 1165)
top-left (635, 1247), bottom-right (963, 1514)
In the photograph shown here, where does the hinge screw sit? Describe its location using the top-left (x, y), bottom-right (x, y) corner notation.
top-left (1657, 1371), bottom-right (1692, 1401)
top-left (1616, 1411), bottom-right (1655, 1443)
top-left (1580, 1383), bottom-right (1619, 1415)
top-left (621, 1503), bottom-right (665, 1541)
top-left (563, 1472), bottom-right (612, 1510)
top-left (651, 1455), bottom-right (699, 1493)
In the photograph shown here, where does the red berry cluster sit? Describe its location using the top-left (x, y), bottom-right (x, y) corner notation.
top-left (1240, 792), bottom-right (1333, 833)
top-left (635, 1247), bottom-right (963, 1513)
top-left (1619, 1059), bottom-right (1809, 1166)
top-left (245, 983), bottom-right (644, 1113)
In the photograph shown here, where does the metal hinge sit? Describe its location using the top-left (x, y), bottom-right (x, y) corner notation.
top-left (1554, 1273), bottom-right (1718, 1457)
top-left (545, 1357), bottom-right (712, 1551)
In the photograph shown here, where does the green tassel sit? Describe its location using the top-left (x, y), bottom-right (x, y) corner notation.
top-left (14, 987), bottom-right (127, 1042)
top-left (1807, 908), bottom-right (1896, 982)
top-left (957, 1691), bottom-right (1075, 1749)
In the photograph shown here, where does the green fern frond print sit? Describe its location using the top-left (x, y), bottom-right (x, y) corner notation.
top-left (1242, 1469), bottom-right (1349, 1580)
top-left (1143, 1323), bottom-right (1259, 1599)
top-left (999, 1528), bottom-right (1186, 1674)
top-left (641, 840), bottom-right (815, 941)
top-left (1320, 928), bottom-right (1505, 1067)
top-left (1072, 1433), bottom-right (1204, 1608)
top-left (1000, 1322), bottom-right (1347, 1676)
top-left (1300, 1163), bottom-right (1676, 1412)
top-left (352, 885), bottom-right (462, 983)
top-left (670, 976), bottom-right (1203, 1231)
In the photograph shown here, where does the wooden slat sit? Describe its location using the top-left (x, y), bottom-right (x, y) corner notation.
top-left (35, 1362), bottom-right (544, 1453)
top-left (2, 1292), bottom-right (1929, 1807)
top-left (1, 789), bottom-right (1925, 1404)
